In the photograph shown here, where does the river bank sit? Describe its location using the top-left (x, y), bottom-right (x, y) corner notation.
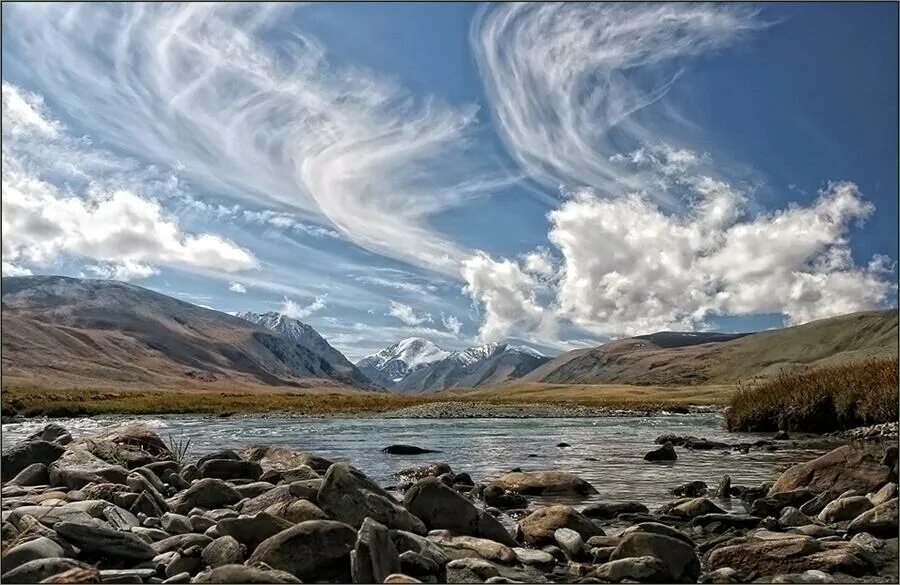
top-left (1, 421), bottom-right (897, 584)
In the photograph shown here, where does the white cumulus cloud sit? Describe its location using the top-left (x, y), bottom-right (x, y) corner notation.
top-left (387, 301), bottom-right (432, 327)
top-left (281, 294), bottom-right (328, 319)
top-left (441, 313), bottom-right (463, 336)
top-left (229, 282), bottom-right (248, 294)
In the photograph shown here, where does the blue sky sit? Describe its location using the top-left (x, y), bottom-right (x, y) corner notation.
top-left (2, 3), bottom-right (896, 360)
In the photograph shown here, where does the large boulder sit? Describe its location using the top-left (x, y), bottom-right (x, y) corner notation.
top-left (241, 445), bottom-right (334, 474)
top-left (167, 478), bottom-right (241, 514)
top-left (847, 498), bottom-right (898, 537)
top-left (48, 449), bottom-right (129, 489)
top-left (248, 520), bottom-right (357, 582)
top-left (593, 556), bottom-right (668, 582)
top-left (769, 446), bottom-right (893, 496)
top-left (645, 442), bottom-right (677, 462)
top-left (199, 459), bottom-right (262, 481)
top-left (403, 477), bottom-right (516, 547)
top-left (1, 440), bottom-right (66, 482)
top-left (817, 496), bottom-right (874, 523)
top-left (705, 534), bottom-right (873, 576)
top-left (610, 531), bottom-right (701, 582)
top-left (27, 423), bottom-right (73, 445)
top-left (216, 512), bottom-right (294, 553)
top-left (201, 536), bottom-right (245, 568)
top-left (7, 462), bottom-right (50, 486)
top-left (518, 505), bottom-right (603, 546)
top-left (352, 517), bottom-right (401, 584)
top-left (1, 537), bottom-right (67, 574)
top-left (488, 471), bottom-right (597, 496)
top-left (265, 499), bottom-right (329, 524)
top-left (55, 519), bottom-right (156, 560)
top-left (0, 558), bottom-right (93, 584)
top-left (72, 424), bottom-right (172, 468)
top-left (319, 463), bottom-right (425, 533)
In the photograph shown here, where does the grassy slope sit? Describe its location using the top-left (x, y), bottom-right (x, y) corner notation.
top-left (524, 310), bottom-right (898, 386)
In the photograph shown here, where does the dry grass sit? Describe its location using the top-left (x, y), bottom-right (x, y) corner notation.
top-left (725, 358), bottom-right (899, 432)
top-left (1, 381), bottom-right (735, 417)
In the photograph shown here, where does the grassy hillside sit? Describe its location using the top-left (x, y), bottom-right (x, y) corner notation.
top-left (523, 310), bottom-right (898, 386)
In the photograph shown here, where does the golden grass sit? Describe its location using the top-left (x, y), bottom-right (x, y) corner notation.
top-left (725, 358), bottom-right (899, 432)
top-left (1, 381), bottom-right (735, 418)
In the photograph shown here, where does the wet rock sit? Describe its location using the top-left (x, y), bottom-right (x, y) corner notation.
top-left (397, 462), bottom-right (453, 483)
top-left (518, 505), bottom-right (603, 546)
top-left (644, 442), bottom-right (677, 462)
top-left (593, 556), bottom-right (668, 582)
top-left (489, 471), bottom-right (597, 496)
top-left (610, 531), bottom-right (701, 582)
top-left (750, 489), bottom-right (814, 517)
top-left (673, 480), bottom-right (709, 497)
top-left (672, 497), bottom-right (726, 519)
top-left (55, 519), bottom-right (156, 560)
top-left (429, 531), bottom-right (516, 564)
top-left (1, 537), bottom-right (67, 573)
top-left (352, 517), bottom-right (401, 584)
top-left (404, 477), bottom-right (514, 545)
top-left (581, 501), bottom-right (648, 519)
top-left (382, 445), bottom-right (440, 455)
top-left (482, 485), bottom-right (528, 509)
top-left (774, 431), bottom-right (790, 441)
top-left (75, 424), bottom-right (172, 465)
top-left (847, 497), bottom-right (898, 537)
top-left (0, 558), bottom-right (92, 584)
top-left (27, 423), bottom-right (73, 445)
top-left (248, 520), bottom-right (356, 582)
top-left (691, 513), bottom-right (761, 532)
top-left (2, 440), bottom-right (66, 482)
top-left (217, 512), bottom-right (294, 553)
top-left (49, 449), bottom-right (129, 489)
top-left (769, 445), bottom-right (893, 496)
top-left (716, 475), bottom-right (733, 499)
top-left (320, 463), bottom-right (426, 533)
top-left (197, 450), bottom-right (242, 467)
top-left (685, 438), bottom-right (731, 450)
top-left (190, 564), bottom-right (302, 583)
top-left (167, 478), bottom-right (241, 514)
top-left (264, 499), bottom-right (329, 523)
top-left (198, 459), bottom-right (262, 481)
top-left (817, 495), bottom-right (874, 523)
top-left (553, 527), bottom-right (585, 560)
top-left (242, 445), bottom-right (334, 474)
top-left (8, 462), bottom-right (50, 486)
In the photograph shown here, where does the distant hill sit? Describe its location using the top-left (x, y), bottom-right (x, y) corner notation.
top-left (522, 310), bottom-right (898, 386)
top-left (1, 276), bottom-right (371, 391)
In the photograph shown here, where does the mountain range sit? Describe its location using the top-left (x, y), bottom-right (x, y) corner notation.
top-left (1, 275), bottom-right (896, 394)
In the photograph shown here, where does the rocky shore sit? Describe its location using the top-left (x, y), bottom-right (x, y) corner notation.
top-left (377, 401), bottom-right (720, 419)
top-left (1, 423), bottom-right (898, 584)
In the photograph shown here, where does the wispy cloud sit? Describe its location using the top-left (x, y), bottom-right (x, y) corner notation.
top-left (440, 313), bottom-right (462, 336)
top-left (386, 301), bottom-right (432, 326)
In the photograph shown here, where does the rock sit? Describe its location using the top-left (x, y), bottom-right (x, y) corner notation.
top-left (130, 490), bottom-right (164, 518)
top-left (197, 450), bottom-right (242, 467)
top-left (151, 534), bottom-right (213, 555)
top-left (698, 567), bottom-right (746, 584)
top-left (705, 534), bottom-right (873, 576)
top-left (774, 430), bottom-right (790, 441)
top-left (403, 477), bottom-right (515, 546)
top-left (8, 463), bottom-right (50, 486)
top-left (198, 459), bottom-right (262, 481)
top-left (241, 445), bottom-right (334, 474)
top-left (163, 572), bottom-right (192, 584)
top-left (167, 478), bottom-right (241, 514)
top-left (847, 497), bottom-right (898, 537)
top-left (132, 527), bottom-right (171, 542)
top-left (685, 438), bottom-right (731, 450)
top-left (7, 504), bottom-right (95, 527)
top-left (779, 506), bottom-right (814, 528)
top-left (399, 551), bottom-right (439, 577)
top-left (869, 482), bottom-right (898, 506)
top-left (248, 520), bottom-right (357, 582)
top-left (103, 504), bottom-right (141, 530)
top-left (446, 557), bottom-right (499, 581)
top-left (264, 499), bottom-right (329, 523)
top-left (482, 485), bottom-right (528, 509)
top-left (190, 564), bottom-right (301, 583)
top-left (320, 463), bottom-right (426, 533)
top-left (390, 529), bottom-right (450, 567)
top-left (672, 497), bottom-right (726, 519)
top-left (165, 553), bottom-right (203, 579)
top-left (489, 471), bottom-right (597, 496)
top-left (0, 558), bottom-right (92, 584)
top-left (620, 522), bottom-right (694, 547)
top-left (2, 440), bottom-right (66, 482)
top-left (715, 475), bottom-right (732, 499)
top-left (512, 547), bottom-right (554, 566)
top-left (161, 513), bottom-right (193, 535)
top-left (772, 569), bottom-right (835, 583)
top-left (673, 480), bottom-right (708, 497)
top-left (239, 486), bottom-right (297, 515)
top-left (518, 505), bottom-right (603, 546)
top-left (553, 527), bottom-right (585, 560)
top-left (1, 537), bottom-right (67, 573)
top-left (817, 495), bottom-right (874, 523)
top-left (429, 531), bottom-right (516, 564)
top-left (750, 489), bottom-right (814, 517)
top-left (397, 463), bottom-right (453, 483)
top-left (381, 445), bottom-right (440, 455)
top-left (799, 489), bottom-right (842, 516)
top-left (281, 465), bottom-right (320, 482)
top-left (55, 519), bottom-right (156, 560)
top-left (610, 531), bottom-right (701, 582)
top-left (352, 517), bottom-right (401, 584)
top-left (593, 556), bottom-right (668, 582)
top-left (691, 514), bottom-right (761, 531)
top-left (27, 423), bottom-right (73, 445)
top-left (644, 442), bottom-right (677, 462)
top-left (384, 575), bottom-right (424, 584)
top-left (581, 502), bottom-right (648, 519)
top-left (49, 449), bottom-right (129, 489)
top-left (769, 445), bottom-right (893, 496)
top-left (789, 524), bottom-right (837, 538)
top-left (217, 512), bottom-right (294, 553)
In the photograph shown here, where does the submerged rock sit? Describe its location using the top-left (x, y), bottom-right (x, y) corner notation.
top-left (489, 470), bottom-right (598, 495)
top-left (644, 442), bottom-right (677, 462)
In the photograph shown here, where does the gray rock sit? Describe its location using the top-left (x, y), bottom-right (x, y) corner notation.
top-left (482, 485), bottom-right (528, 509)
top-left (581, 501), bottom-right (648, 519)
top-left (132, 526), bottom-right (171, 542)
top-left (788, 524), bottom-right (837, 538)
top-left (771, 569), bottom-right (835, 583)
top-left (751, 488), bottom-right (815, 517)
top-left (644, 442), bottom-right (677, 462)
top-left (189, 514), bottom-right (216, 533)
top-left (594, 556), bottom-right (668, 582)
top-left (165, 553), bottom-right (203, 579)
top-left (127, 473), bottom-right (169, 512)
top-left (163, 572), bottom-right (192, 584)
top-left (818, 496), bottom-right (874, 523)
top-left (799, 489), bottom-right (842, 516)
top-left (399, 550), bottom-right (439, 577)
top-left (217, 512), bottom-right (294, 552)
top-left (610, 531), bottom-right (701, 582)
top-left (779, 506), bottom-right (814, 528)
top-left (672, 497), bottom-right (726, 518)
top-left (1, 440), bottom-right (66, 482)
top-left (352, 517), bottom-right (401, 584)
top-left (428, 531), bottom-right (516, 564)
top-left (201, 536), bottom-right (245, 568)
top-left (264, 499), bottom-right (329, 524)
top-left (48, 449), bottom-right (129, 489)
top-left (619, 522), bottom-right (694, 547)
top-left (131, 490), bottom-right (164, 518)
top-left (847, 497), bottom-right (898, 537)
top-left (55, 519), bottom-right (156, 560)
top-left (168, 478), bottom-right (241, 514)
top-left (0, 558), bottom-right (92, 584)
top-left (5, 504), bottom-right (95, 527)
top-left (512, 547), bottom-right (554, 566)
top-left (281, 465), bottom-right (320, 482)
top-left (239, 485), bottom-right (297, 515)
top-left (403, 477), bottom-right (515, 546)
top-left (1, 536), bottom-right (67, 573)
top-left (247, 520), bottom-right (357, 581)
top-left (151, 533), bottom-right (213, 555)
top-left (234, 481), bottom-right (275, 499)
top-left (198, 459), bottom-right (262, 481)
top-left (161, 512), bottom-right (194, 535)
top-left (446, 557), bottom-right (500, 581)
top-left (103, 504), bottom-right (141, 530)
top-left (870, 482), bottom-right (898, 506)
top-left (320, 463), bottom-right (426, 533)
top-left (553, 527), bottom-right (585, 559)
top-left (390, 529), bottom-right (450, 567)
top-left (8, 463), bottom-right (50, 486)
top-left (27, 423), bottom-right (73, 445)
top-left (190, 564), bottom-right (302, 583)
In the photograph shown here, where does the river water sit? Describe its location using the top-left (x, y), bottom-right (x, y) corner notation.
top-left (1, 413), bottom-right (832, 510)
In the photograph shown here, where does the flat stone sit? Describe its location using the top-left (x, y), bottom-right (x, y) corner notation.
top-left (429, 531), bottom-right (516, 564)
top-left (190, 564), bottom-right (302, 583)
top-left (201, 536), bottom-right (245, 568)
top-left (489, 471), bottom-right (597, 495)
top-left (1, 536), bottom-right (67, 573)
top-left (0, 558), bottom-right (92, 584)
top-left (818, 496), bottom-right (874, 523)
top-left (847, 497), bottom-right (898, 537)
top-left (216, 512), bottom-right (294, 553)
top-left (55, 519), bottom-right (156, 560)
top-left (518, 505), bottom-right (603, 546)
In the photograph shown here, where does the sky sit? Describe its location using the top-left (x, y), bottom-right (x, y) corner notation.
top-left (1, 2), bottom-right (897, 361)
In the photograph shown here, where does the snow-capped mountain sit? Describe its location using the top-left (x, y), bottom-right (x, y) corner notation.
top-left (355, 337), bottom-right (450, 386)
top-left (237, 311), bottom-right (374, 388)
top-left (358, 338), bottom-right (550, 392)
